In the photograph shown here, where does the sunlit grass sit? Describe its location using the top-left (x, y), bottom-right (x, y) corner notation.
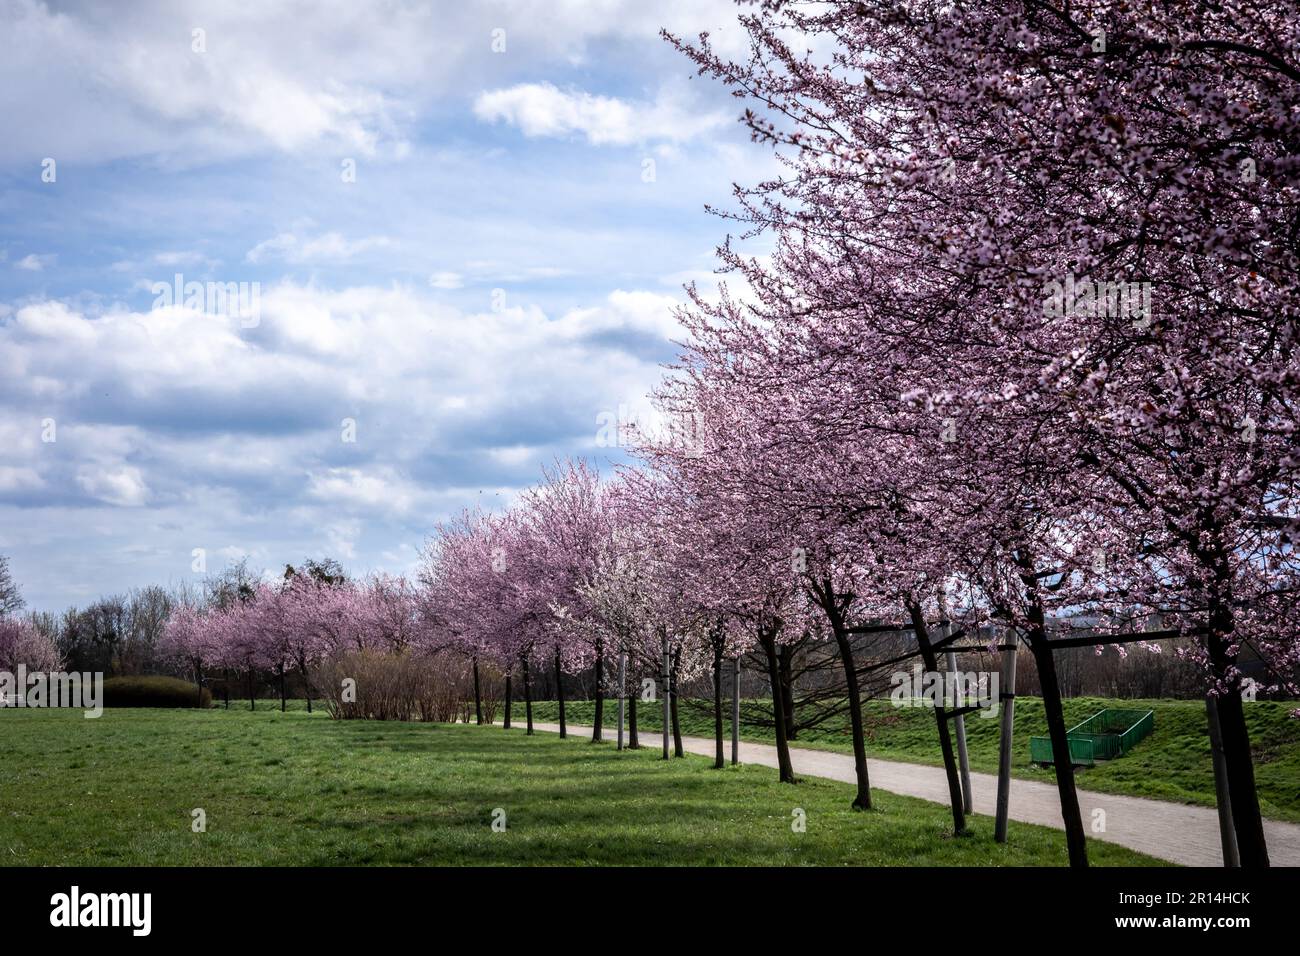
top-left (0, 707), bottom-right (1161, 866)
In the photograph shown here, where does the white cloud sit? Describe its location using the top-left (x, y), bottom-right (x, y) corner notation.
top-left (76, 465), bottom-right (150, 507)
top-left (0, 467), bottom-right (44, 494)
top-left (307, 468), bottom-right (417, 515)
top-left (16, 253), bottom-right (53, 271)
top-left (464, 262), bottom-right (574, 283)
top-left (324, 520), bottom-right (362, 561)
top-left (13, 301), bottom-right (96, 342)
top-left (0, 282), bottom-right (683, 525)
top-left (152, 250), bottom-right (207, 267)
top-left (246, 232), bottom-right (394, 264)
top-left (0, 0), bottom-right (748, 166)
top-left (488, 446), bottom-right (539, 467)
top-left (473, 82), bottom-right (728, 146)
top-left (427, 271), bottom-right (463, 290)
top-left (555, 288), bottom-right (684, 342)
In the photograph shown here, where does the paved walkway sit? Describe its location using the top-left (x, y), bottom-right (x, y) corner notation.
top-left (523, 721), bottom-right (1300, 866)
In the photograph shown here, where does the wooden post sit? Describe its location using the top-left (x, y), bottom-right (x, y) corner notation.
top-left (995, 630), bottom-right (1017, 843)
top-left (473, 656), bottom-right (483, 725)
top-left (946, 645), bottom-right (973, 815)
top-left (503, 672), bottom-right (511, 729)
top-left (617, 651), bottom-right (626, 751)
top-left (731, 657), bottom-right (741, 766)
top-left (554, 647), bottom-right (566, 738)
top-left (522, 655), bottom-right (533, 735)
top-left (661, 633), bottom-right (670, 761)
top-left (1206, 694), bottom-right (1240, 867)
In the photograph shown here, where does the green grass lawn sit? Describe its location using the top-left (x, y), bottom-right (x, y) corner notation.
top-left (528, 696), bottom-right (1300, 822)
top-left (0, 707), bottom-right (1162, 866)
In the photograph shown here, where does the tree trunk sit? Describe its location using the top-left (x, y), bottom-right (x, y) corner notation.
top-left (713, 641), bottom-right (725, 769)
top-left (522, 655), bottom-right (533, 735)
top-left (907, 602), bottom-right (966, 833)
top-left (247, 669), bottom-right (255, 711)
top-left (299, 662), bottom-right (313, 714)
top-left (1201, 536), bottom-right (1270, 866)
top-left (1206, 694), bottom-right (1240, 866)
top-left (1199, 574), bottom-right (1269, 867)
top-left (1030, 635), bottom-right (1088, 867)
top-left (592, 638), bottom-right (604, 742)
top-left (670, 647), bottom-right (683, 757)
top-left (628, 692), bottom-right (639, 749)
top-left (778, 642), bottom-right (797, 740)
top-left (503, 671), bottom-right (512, 729)
top-left (194, 662), bottom-right (203, 708)
top-left (825, 605), bottom-right (871, 811)
top-left (278, 663), bottom-right (287, 712)
top-left (1012, 550), bottom-right (1088, 867)
top-left (758, 625), bottom-right (796, 783)
top-left (473, 656), bottom-right (483, 725)
top-left (223, 668), bottom-right (230, 709)
top-left (555, 646), bottom-right (566, 738)
top-left (1216, 689), bottom-right (1269, 865)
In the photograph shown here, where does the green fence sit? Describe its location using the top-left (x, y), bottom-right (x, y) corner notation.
top-left (1028, 708), bottom-right (1155, 766)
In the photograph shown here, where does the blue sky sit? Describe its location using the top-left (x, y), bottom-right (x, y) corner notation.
top-left (0, 0), bottom-right (772, 611)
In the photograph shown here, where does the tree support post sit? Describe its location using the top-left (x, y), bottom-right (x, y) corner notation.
top-left (945, 644), bottom-right (973, 815)
top-left (473, 656), bottom-right (483, 725)
top-left (731, 657), bottom-right (741, 766)
top-left (995, 631), bottom-right (1017, 843)
top-left (617, 651), bottom-right (626, 751)
top-left (1206, 694), bottom-right (1240, 867)
top-left (661, 633), bottom-right (671, 761)
top-left (554, 647), bottom-right (566, 738)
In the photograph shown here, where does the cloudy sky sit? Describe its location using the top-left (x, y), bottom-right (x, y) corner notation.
top-left (0, 0), bottom-right (771, 611)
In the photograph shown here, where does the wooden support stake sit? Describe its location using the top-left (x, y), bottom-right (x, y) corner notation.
top-left (617, 652), bottom-right (626, 752)
top-left (661, 633), bottom-right (671, 761)
top-left (731, 657), bottom-right (741, 765)
top-left (946, 642), bottom-right (973, 816)
top-left (995, 630), bottom-right (1017, 843)
top-left (1206, 694), bottom-right (1240, 867)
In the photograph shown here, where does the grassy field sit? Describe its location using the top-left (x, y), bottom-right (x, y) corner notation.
top-left (528, 696), bottom-right (1300, 822)
top-left (0, 707), bottom-right (1162, 866)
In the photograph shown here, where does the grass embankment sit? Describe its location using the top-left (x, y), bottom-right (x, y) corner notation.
top-left (528, 696), bottom-right (1300, 822)
top-left (0, 707), bottom-right (1161, 866)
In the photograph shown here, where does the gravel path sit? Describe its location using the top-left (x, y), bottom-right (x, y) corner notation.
top-left (522, 720), bottom-right (1300, 866)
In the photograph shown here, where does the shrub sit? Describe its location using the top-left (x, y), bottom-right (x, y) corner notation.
top-left (315, 650), bottom-right (474, 721)
top-left (101, 675), bottom-right (211, 708)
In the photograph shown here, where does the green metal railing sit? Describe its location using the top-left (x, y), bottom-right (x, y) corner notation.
top-left (1028, 708), bottom-right (1155, 766)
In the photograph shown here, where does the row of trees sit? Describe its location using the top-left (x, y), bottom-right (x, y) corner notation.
top-left (0, 551), bottom-right (487, 719)
top-left (427, 0), bottom-right (1300, 869)
top-left (158, 561), bottom-right (429, 713)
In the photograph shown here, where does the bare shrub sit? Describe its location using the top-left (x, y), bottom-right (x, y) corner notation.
top-left (315, 649), bottom-right (478, 722)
